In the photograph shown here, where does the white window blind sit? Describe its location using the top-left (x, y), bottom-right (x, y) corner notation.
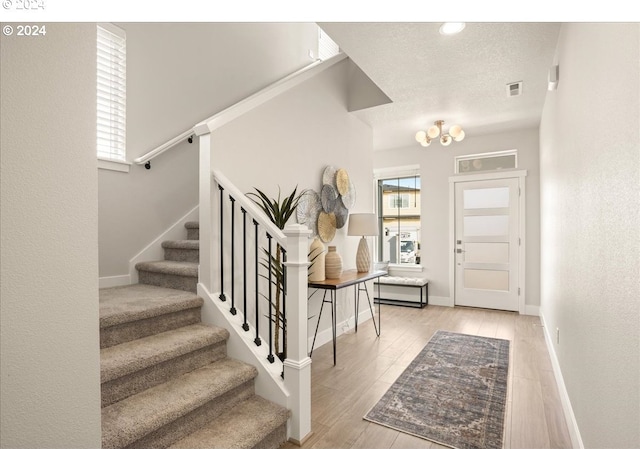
top-left (318, 28), bottom-right (339, 61)
top-left (97, 24), bottom-right (126, 162)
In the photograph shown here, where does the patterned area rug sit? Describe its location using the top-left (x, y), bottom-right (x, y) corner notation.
top-left (364, 330), bottom-right (510, 449)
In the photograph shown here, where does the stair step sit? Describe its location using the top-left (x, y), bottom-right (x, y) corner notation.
top-left (169, 396), bottom-right (289, 449)
top-left (101, 324), bottom-right (229, 407)
top-left (100, 284), bottom-right (203, 348)
top-left (136, 260), bottom-right (198, 293)
top-left (185, 221), bottom-right (199, 240)
top-left (162, 240), bottom-right (199, 263)
top-left (101, 358), bottom-right (258, 449)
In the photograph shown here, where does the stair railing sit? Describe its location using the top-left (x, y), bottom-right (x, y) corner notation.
top-left (203, 169), bottom-right (312, 444)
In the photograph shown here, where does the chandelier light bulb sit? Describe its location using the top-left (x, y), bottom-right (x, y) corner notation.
top-left (420, 139), bottom-right (431, 147)
top-left (427, 125), bottom-right (440, 139)
top-left (415, 130), bottom-right (427, 142)
top-left (440, 134), bottom-right (452, 146)
top-left (449, 125), bottom-right (462, 138)
top-left (453, 129), bottom-right (465, 142)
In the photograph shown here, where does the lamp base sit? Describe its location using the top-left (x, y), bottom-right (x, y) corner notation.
top-left (356, 236), bottom-right (370, 273)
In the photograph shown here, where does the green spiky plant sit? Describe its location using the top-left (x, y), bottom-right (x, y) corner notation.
top-left (247, 186), bottom-right (306, 360)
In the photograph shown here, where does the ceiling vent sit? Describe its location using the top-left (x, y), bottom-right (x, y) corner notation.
top-left (506, 81), bottom-right (523, 97)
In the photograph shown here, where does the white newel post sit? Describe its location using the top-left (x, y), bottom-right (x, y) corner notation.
top-left (197, 131), bottom-right (213, 294)
top-left (282, 224), bottom-right (312, 444)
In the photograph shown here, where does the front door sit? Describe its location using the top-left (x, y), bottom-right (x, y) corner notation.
top-left (454, 177), bottom-right (520, 311)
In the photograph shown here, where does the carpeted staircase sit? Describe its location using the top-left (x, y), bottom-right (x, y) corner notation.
top-left (99, 221), bottom-right (289, 449)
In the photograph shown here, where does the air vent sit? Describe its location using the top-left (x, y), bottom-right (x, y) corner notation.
top-left (506, 81), bottom-right (523, 97)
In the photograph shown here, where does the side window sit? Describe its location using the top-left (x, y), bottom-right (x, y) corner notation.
top-left (97, 24), bottom-right (126, 162)
top-left (377, 176), bottom-right (421, 265)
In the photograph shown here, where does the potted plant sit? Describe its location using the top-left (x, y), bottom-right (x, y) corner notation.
top-left (247, 186), bottom-right (306, 361)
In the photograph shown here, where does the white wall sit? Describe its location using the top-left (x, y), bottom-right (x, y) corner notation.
top-left (99, 23), bottom-right (318, 277)
top-left (373, 127), bottom-right (540, 308)
top-left (539, 23), bottom-right (640, 449)
top-left (211, 58), bottom-right (374, 344)
top-left (0, 24), bottom-right (102, 448)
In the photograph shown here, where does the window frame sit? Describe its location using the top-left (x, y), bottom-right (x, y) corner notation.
top-left (97, 23), bottom-right (129, 172)
top-left (375, 167), bottom-right (422, 269)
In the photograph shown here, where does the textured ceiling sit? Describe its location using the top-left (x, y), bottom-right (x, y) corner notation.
top-left (319, 22), bottom-right (561, 151)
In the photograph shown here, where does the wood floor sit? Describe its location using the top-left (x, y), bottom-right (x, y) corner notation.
top-left (282, 304), bottom-right (573, 449)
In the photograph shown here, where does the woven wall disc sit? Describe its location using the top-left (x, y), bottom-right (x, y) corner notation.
top-left (321, 184), bottom-right (337, 213)
top-left (322, 165), bottom-right (337, 188)
top-left (335, 197), bottom-right (349, 229)
top-left (341, 179), bottom-right (357, 209)
top-left (296, 190), bottom-right (321, 237)
top-left (317, 212), bottom-right (337, 243)
top-left (336, 168), bottom-right (350, 196)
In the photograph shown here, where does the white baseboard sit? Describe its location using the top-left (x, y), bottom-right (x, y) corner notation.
top-left (308, 307), bottom-right (375, 352)
top-left (525, 304), bottom-right (540, 316)
top-left (99, 275), bottom-right (131, 289)
top-left (129, 206), bottom-right (199, 284)
top-left (539, 312), bottom-right (584, 449)
top-left (429, 295), bottom-right (452, 307)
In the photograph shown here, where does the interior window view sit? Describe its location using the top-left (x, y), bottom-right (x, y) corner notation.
top-left (378, 176), bottom-right (421, 265)
top-left (2, 17), bottom-right (638, 449)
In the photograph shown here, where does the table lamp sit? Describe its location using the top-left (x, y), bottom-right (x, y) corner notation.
top-left (347, 213), bottom-right (379, 272)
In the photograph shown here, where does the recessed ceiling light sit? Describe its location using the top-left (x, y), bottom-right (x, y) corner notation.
top-left (439, 23), bottom-right (466, 35)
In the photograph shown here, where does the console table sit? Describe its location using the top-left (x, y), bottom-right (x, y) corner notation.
top-left (308, 269), bottom-right (386, 365)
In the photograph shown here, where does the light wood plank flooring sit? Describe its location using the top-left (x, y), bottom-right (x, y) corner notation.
top-left (283, 304), bottom-right (572, 449)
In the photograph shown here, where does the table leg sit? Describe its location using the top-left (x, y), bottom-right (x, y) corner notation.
top-left (309, 290), bottom-right (328, 357)
top-left (331, 290), bottom-right (337, 365)
top-left (362, 282), bottom-right (380, 337)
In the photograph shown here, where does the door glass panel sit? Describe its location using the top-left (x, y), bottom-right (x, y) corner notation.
top-left (463, 187), bottom-right (509, 209)
top-left (464, 269), bottom-right (509, 291)
top-left (465, 242), bottom-right (509, 263)
top-left (463, 215), bottom-right (509, 236)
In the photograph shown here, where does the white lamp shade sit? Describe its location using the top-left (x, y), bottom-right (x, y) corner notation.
top-left (420, 139), bottom-right (431, 147)
top-left (347, 213), bottom-right (379, 236)
top-left (415, 130), bottom-right (427, 142)
top-left (440, 134), bottom-right (452, 146)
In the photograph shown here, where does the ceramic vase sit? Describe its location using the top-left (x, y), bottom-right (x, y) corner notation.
top-left (325, 246), bottom-right (343, 279)
top-left (308, 237), bottom-right (326, 282)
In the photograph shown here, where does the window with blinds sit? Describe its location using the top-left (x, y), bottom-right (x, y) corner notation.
top-left (318, 28), bottom-right (339, 61)
top-left (97, 24), bottom-right (126, 162)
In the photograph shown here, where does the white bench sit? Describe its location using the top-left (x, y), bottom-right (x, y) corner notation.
top-left (373, 276), bottom-right (429, 308)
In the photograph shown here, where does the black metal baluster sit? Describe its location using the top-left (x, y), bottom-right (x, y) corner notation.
top-left (229, 196), bottom-right (237, 315)
top-left (218, 185), bottom-right (226, 302)
top-left (253, 219), bottom-right (261, 347)
top-left (281, 248), bottom-right (287, 362)
top-left (241, 207), bottom-right (249, 331)
top-left (266, 233), bottom-right (275, 363)
top-left (281, 247), bottom-right (287, 378)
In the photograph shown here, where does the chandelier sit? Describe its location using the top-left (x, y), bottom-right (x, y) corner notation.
top-left (415, 120), bottom-right (465, 147)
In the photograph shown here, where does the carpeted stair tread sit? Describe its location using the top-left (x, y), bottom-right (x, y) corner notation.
top-left (102, 358), bottom-right (258, 449)
top-left (184, 221), bottom-right (199, 229)
top-left (135, 260), bottom-right (198, 277)
top-left (168, 396), bottom-right (289, 449)
top-left (101, 324), bottom-right (229, 383)
top-left (99, 284), bottom-right (202, 328)
top-left (162, 240), bottom-right (199, 250)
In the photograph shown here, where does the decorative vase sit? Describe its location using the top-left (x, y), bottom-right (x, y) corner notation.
top-left (325, 246), bottom-right (343, 279)
top-left (308, 237), bottom-right (326, 282)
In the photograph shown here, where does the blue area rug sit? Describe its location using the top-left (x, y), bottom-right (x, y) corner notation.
top-left (364, 330), bottom-right (510, 449)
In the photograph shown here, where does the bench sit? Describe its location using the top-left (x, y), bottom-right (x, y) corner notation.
top-left (373, 276), bottom-right (429, 308)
